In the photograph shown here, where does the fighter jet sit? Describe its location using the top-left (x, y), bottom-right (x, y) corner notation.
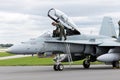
top-left (7, 8), bottom-right (120, 71)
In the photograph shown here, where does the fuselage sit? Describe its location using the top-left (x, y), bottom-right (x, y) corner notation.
top-left (7, 32), bottom-right (115, 55)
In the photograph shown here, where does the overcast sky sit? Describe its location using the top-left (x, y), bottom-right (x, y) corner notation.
top-left (0, 0), bottom-right (120, 44)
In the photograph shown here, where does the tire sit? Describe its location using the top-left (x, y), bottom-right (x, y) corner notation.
top-left (112, 61), bottom-right (119, 68)
top-left (83, 60), bottom-right (90, 69)
top-left (58, 64), bottom-right (64, 71)
top-left (53, 64), bottom-right (58, 71)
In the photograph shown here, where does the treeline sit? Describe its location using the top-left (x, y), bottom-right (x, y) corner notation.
top-left (0, 44), bottom-right (13, 47)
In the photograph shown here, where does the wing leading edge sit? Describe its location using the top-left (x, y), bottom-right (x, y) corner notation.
top-left (99, 41), bottom-right (120, 47)
top-left (45, 40), bottom-right (102, 45)
top-left (45, 40), bottom-right (120, 47)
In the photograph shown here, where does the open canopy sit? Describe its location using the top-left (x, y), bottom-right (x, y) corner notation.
top-left (48, 8), bottom-right (80, 36)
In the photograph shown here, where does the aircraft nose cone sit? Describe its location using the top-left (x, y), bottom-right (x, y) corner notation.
top-left (6, 46), bottom-right (17, 54)
top-left (6, 47), bottom-right (13, 53)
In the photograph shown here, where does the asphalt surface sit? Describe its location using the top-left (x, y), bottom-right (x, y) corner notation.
top-left (0, 65), bottom-right (120, 80)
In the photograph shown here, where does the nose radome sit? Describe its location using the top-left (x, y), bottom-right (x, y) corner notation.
top-left (6, 45), bottom-right (19, 54)
top-left (6, 47), bottom-right (13, 53)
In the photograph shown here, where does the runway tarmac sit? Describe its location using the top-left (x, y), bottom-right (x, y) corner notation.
top-left (0, 65), bottom-right (120, 80)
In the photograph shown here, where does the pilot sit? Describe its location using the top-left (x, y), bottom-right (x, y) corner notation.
top-left (52, 22), bottom-right (67, 40)
top-left (52, 24), bottom-right (60, 37)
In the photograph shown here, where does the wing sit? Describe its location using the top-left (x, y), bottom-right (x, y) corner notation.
top-left (45, 39), bottom-right (120, 47)
top-left (99, 41), bottom-right (120, 47)
top-left (45, 40), bottom-right (102, 45)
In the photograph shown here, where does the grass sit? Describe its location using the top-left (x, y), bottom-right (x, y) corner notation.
top-left (0, 56), bottom-right (103, 66)
top-left (0, 56), bottom-right (54, 66)
top-left (0, 52), bottom-right (15, 57)
top-left (0, 52), bottom-right (103, 66)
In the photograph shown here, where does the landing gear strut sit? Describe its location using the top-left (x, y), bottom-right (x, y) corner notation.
top-left (53, 43), bottom-right (72, 71)
top-left (53, 54), bottom-right (64, 71)
top-left (83, 56), bottom-right (90, 69)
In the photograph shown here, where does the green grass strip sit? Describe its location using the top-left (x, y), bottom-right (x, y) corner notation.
top-left (0, 56), bottom-right (103, 66)
top-left (0, 56), bottom-right (54, 66)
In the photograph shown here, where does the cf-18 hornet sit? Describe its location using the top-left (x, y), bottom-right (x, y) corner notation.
top-left (7, 8), bottom-right (120, 71)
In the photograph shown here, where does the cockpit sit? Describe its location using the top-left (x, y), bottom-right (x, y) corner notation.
top-left (48, 8), bottom-right (80, 37)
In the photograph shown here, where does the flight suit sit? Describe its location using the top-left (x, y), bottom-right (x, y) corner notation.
top-left (52, 27), bottom-right (60, 37)
top-left (56, 22), bottom-right (66, 40)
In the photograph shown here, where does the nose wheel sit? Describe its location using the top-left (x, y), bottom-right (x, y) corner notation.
top-left (53, 54), bottom-right (64, 71)
top-left (53, 64), bottom-right (64, 71)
